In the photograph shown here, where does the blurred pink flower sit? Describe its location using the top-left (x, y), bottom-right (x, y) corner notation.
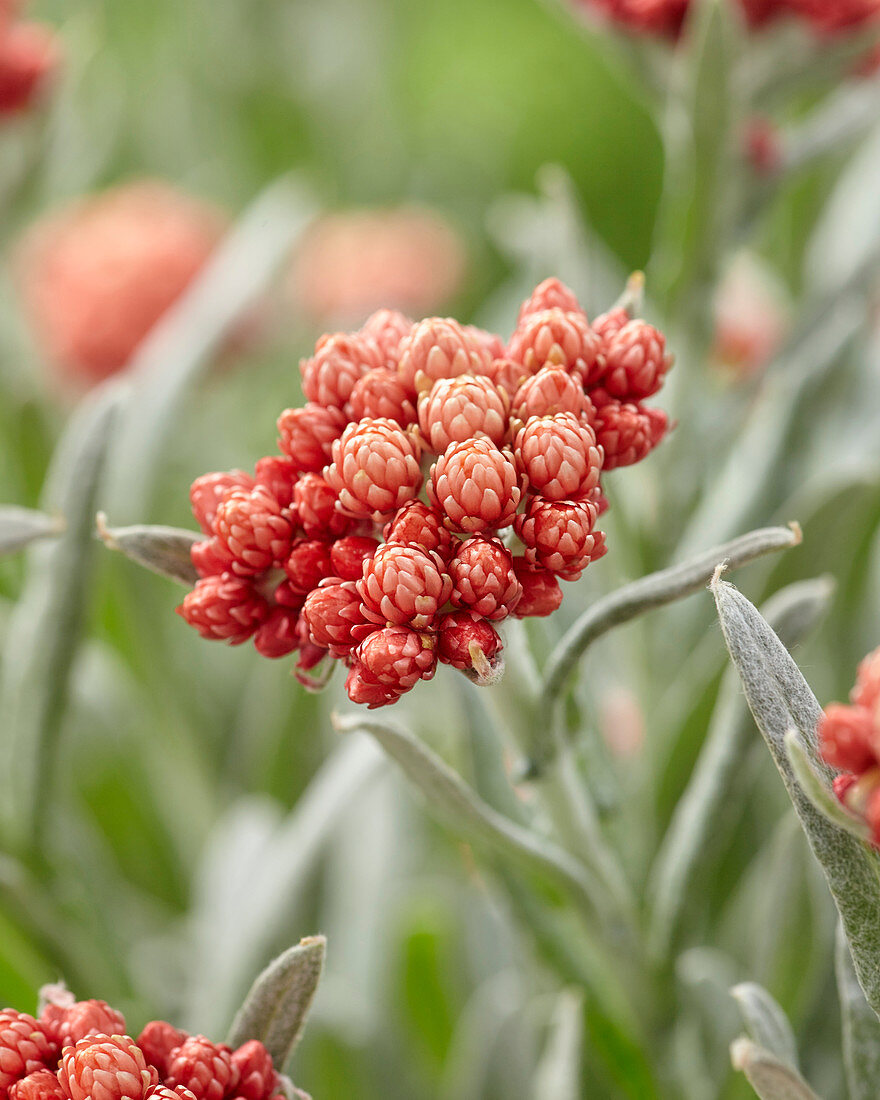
top-left (0, 10), bottom-right (59, 116)
top-left (599, 687), bottom-right (646, 758)
top-left (711, 253), bottom-right (790, 379)
top-left (289, 206), bottom-right (467, 327)
top-left (571, 0), bottom-right (880, 35)
top-left (15, 180), bottom-right (227, 386)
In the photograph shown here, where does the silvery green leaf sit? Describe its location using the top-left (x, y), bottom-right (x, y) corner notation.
top-left (730, 1039), bottom-right (821, 1100)
top-left (836, 923), bottom-right (880, 1100)
top-left (731, 983), bottom-right (799, 1071)
top-left (0, 507), bottom-right (64, 557)
top-left (530, 990), bottom-right (583, 1100)
top-left (96, 514), bottom-right (199, 586)
top-left (784, 731), bottom-right (871, 843)
top-left (712, 577), bottom-right (880, 1015)
top-left (227, 936), bottom-right (326, 1068)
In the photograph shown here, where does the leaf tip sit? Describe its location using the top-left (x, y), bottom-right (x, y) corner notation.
top-left (95, 511), bottom-right (118, 550)
top-left (788, 520), bottom-right (803, 546)
top-left (710, 560), bottom-right (729, 590)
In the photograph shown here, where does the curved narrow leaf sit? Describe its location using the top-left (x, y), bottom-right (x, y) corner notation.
top-left (227, 936), bottom-right (326, 1069)
top-left (712, 576), bottom-right (880, 1014)
top-left (531, 990), bottom-right (584, 1100)
top-left (0, 507), bottom-right (64, 557)
top-left (784, 731), bottom-right (871, 843)
top-left (731, 983), bottom-right (799, 1071)
top-left (96, 514), bottom-right (199, 586)
top-left (730, 1039), bottom-right (821, 1100)
top-left (835, 923), bottom-right (880, 1100)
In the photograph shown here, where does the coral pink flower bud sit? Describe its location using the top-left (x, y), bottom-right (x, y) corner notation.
top-left (136, 1022), bottom-right (188, 1079)
top-left (853, 647), bottom-right (880, 713)
top-left (299, 332), bottom-right (384, 409)
top-left (273, 579), bottom-right (306, 612)
top-left (283, 539), bottom-right (332, 593)
top-left (291, 473), bottom-right (349, 538)
top-left (354, 626), bottom-right (438, 693)
top-left (60, 1034), bottom-right (158, 1100)
top-left (230, 1041), bottom-right (277, 1100)
top-left (590, 306), bottom-right (630, 347)
top-left (437, 611), bottom-right (503, 680)
top-left (507, 308), bottom-right (602, 386)
top-left (0, 21), bottom-right (58, 116)
top-left (514, 498), bottom-right (606, 580)
top-left (9, 1070), bottom-right (65, 1100)
top-left (0, 1012), bottom-right (56, 1094)
top-left (518, 278), bottom-right (583, 325)
top-left (449, 537), bottom-right (522, 620)
top-left (743, 115), bottom-right (782, 176)
top-left (345, 369), bottom-right (417, 427)
top-left (487, 357), bottom-right (528, 397)
top-left (383, 500), bottom-right (456, 561)
top-left (512, 366), bottom-right (594, 421)
top-left (41, 999), bottom-right (125, 1049)
top-left (324, 418), bottom-right (422, 519)
top-left (359, 309), bottom-right (413, 364)
top-left (253, 607), bottom-right (300, 659)
top-left (511, 559), bottom-right (562, 617)
top-left (397, 317), bottom-right (493, 393)
top-left (277, 404), bottom-right (346, 474)
top-left (144, 1089), bottom-right (197, 1100)
top-left (819, 703), bottom-right (877, 775)
top-left (599, 320), bottom-right (673, 401)
top-left (427, 439), bottom-right (522, 534)
top-left (591, 397), bottom-right (668, 470)
top-left (15, 182), bottom-right (225, 385)
top-left (329, 535), bottom-right (380, 581)
top-left (177, 577), bottom-right (269, 644)
top-left (462, 325), bottom-right (506, 364)
top-left (418, 374), bottom-right (510, 453)
top-left (165, 1037), bottom-right (237, 1100)
top-left (301, 580), bottom-right (374, 657)
top-left (214, 486), bottom-right (293, 576)
top-left (254, 457), bottom-right (298, 510)
top-left (515, 412), bottom-right (603, 502)
top-left (358, 544), bottom-right (452, 629)
top-left (344, 666), bottom-right (402, 709)
top-left (189, 471), bottom-right (254, 535)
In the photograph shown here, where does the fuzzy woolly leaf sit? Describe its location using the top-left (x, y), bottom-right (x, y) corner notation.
top-left (227, 936), bottom-right (326, 1068)
top-left (96, 514), bottom-right (199, 586)
top-left (730, 1039), bottom-right (821, 1100)
top-left (531, 990), bottom-right (584, 1100)
top-left (0, 507), bottom-right (64, 557)
top-left (836, 923), bottom-right (880, 1100)
top-left (731, 983), bottom-right (799, 1071)
top-left (712, 576), bottom-right (880, 1015)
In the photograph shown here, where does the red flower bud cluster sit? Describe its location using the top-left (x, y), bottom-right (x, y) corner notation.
top-left (0, 993), bottom-right (300, 1100)
top-left (0, 2), bottom-right (59, 117)
top-left (819, 647), bottom-right (880, 844)
top-left (176, 279), bottom-right (673, 707)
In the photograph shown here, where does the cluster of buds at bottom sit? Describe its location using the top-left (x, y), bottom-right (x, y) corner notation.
top-left (0, 2), bottom-right (59, 115)
top-left (176, 277), bottom-right (674, 708)
top-left (0, 988), bottom-right (309, 1100)
top-left (574, 0), bottom-right (880, 38)
top-left (819, 646), bottom-right (880, 844)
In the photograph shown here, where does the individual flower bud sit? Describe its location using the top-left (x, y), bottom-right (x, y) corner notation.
top-left (177, 576), bottom-right (269, 644)
top-left (517, 278), bottom-right (583, 325)
top-left (299, 332), bottom-right (384, 409)
top-left (190, 471), bottom-right (254, 535)
top-left (427, 439), bottom-right (522, 534)
top-left (40, 999), bottom-right (125, 1049)
top-left (591, 397), bottom-right (668, 470)
top-left (344, 665), bottom-right (403, 709)
top-left (514, 412), bottom-right (603, 502)
top-left (283, 538), bottom-right (333, 593)
top-left (254, 456), bottom-right (298, 510)
top-left (383, 500), bottom-right (456, 561)
top-left (301, 580), bottom-right (374, 657)
top-left (512, 366), bottom-right (594, 421)
top-left (191, 537), bottom-right (236, 582)
top-left (711, 252), bottom-right (789, 379)
top-left (0, 1012), bottom-right (56, 1094)
top-left (60, 1034), bottom-right (158, 1100)
top-left (253, 607), bottom-right (300, 659)
top-left (8, 1070), bottom-right (65, 1100)
top-left (136, 1022), bottom-right (188, 1079)
top-left (214, 486), bottom-right (293, 576)
top-left (323, 418), bottom-right (422, 519)
top-left (345, 369), bottom-right (417, 427)
top-left (230, 1042), bottom-right (277, 1100)
top-left (164, 1037), bottom-right (238, 1100)
top-left (510, 559), bottom-right (562, 618)
top-left (515, 498), bottom-right (606, 580)
top-left (852, 647), bottom-right (880, 714)
top-left (0, 21), bottom-right (58, 116)
top-left (507, 308), bottom-right (602, 386)
top-left (329, 535), bottom-right (380, 581)
top-left (461, 325), bottom-right (506, 364)
top-left (291, 473), bottom-right (349, 538)
top-left (437, 611), bottom-right (503, 681)
top-left (418, 374), bottom-right (510, 453)
top-left (487, 357), bottom-right (528, 397)
top-left (397, 317), bottom-right (493, 393)
top-left (358, 544), bottom-right (452, 630)
top-left (277, 404), bottom-right (346, 473)
top-left (359, 309), bottom-right (413, 365)
top-left (449, 537), bottom-right (522, 620)
top-left (354, 626), bottom-right (438, 693)
top-left (144, 1088), bottom-right (197, 1100)
top-left (590, 306), bottom-right (630, 347)
top-left (819, 703), bottom-right (877, 775)
top-left (599, 320), bottom-right (672, 401)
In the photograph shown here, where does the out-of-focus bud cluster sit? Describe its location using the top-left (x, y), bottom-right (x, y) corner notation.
top-left (0, 990), bottom-right (309, 1100)
top-left (0, 1), bottom-right (59, 117)
top-left (819, 647), bottom-right (880, 844)
top-left (14, 181), bottom-right (226, 386)
top-left (177, 278), bottom-right (674, 708)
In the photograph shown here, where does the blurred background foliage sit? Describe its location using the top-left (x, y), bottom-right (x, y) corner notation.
top-left (2, 1), bottom-right (880, 1098)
